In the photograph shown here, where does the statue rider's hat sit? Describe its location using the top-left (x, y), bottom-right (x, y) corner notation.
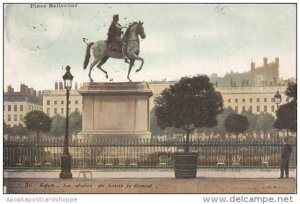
top-left (113, 14), bottom-right (119, 20)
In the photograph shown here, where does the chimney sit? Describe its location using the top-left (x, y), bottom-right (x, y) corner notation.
top-left (275, 57), bottom-right (279, 68)
top-left (59, 81), bottom-right (63, 90)
top-left (263, 57), bottom-right (267, 67)
top-left (251, 60), bottom-right (255, 71)
top-left (29, 88), bottom-right (34, 96)
top-left (20, 84), bottom-right (25, 94)
top-left (55, 81), bottom-right (58, 90)
top-left (7, 85), bottom-right (14, 93)
top-left (24, 85), bottom-right (29, 95)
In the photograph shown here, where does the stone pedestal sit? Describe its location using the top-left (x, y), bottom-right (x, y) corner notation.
top-left (78, 82), bottom-right (153, 139)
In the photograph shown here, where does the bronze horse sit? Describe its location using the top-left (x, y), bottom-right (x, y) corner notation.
top-left (83, 21), bottom-right (146, 82)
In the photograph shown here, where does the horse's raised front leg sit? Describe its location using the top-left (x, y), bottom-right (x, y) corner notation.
top-left (89, 58), bottom-right (101, 83)
top-left (97, 56), bottom-right (109, 79)
top-left (127, 60), bottom-right (135, 82)
top-left (131, 54), bottom-right (144, 72)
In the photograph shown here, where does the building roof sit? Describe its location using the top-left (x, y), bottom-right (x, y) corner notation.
top-left (4, 92), bottom-right (42, 105)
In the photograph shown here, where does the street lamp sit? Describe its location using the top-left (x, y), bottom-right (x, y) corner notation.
top-left (274, 90), bottom-right (282, 109)
top-left (274, 90), bottom-right (282, 139)
top-left (60, 65), bottom-right (73, 179)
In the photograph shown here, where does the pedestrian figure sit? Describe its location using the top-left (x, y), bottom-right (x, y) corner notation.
top-left (279, 137), bottom-right (292, 179)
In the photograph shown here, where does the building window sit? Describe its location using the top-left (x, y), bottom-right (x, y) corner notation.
top-left (54, 108), bottom-right (57, 115)
top-left (3, 105), bottom-right (5, 111)
top-left (249, 106), bottom-right (253, 113)
top-left (242, 99), bottom-right (245, 103)
top-left (8, 115), bottom-right (11, 121)
top-left (271, 106), bottom-right (275, 112)
top-left (47, 100), bottom-right (50, 105)
top-left (242, 106), bottom-right (246, 112)
top-left (257, 98), bottom-right (260, 102)
top-left (75, 108), bottom-right (79, 112)
top-left (47, 108), bottom-right (50, 115)
top-left (257, 106), bottom-right (260, 112)
top-left (14, 105), bottom-right (17, 111)
top-left (68, 101), bottom-right (71, 104)
top-left (264, 106), bottom-right (267, 112)
top-left (271, 98), bottom-right (275, 102)
top-left (61, 100), bottom-right (64, 105)
top-left (75, 100), bottom-right (78, 105)
top-left (8, 105), bottom-right (11, 111)
top-left (54, 101), bottom-right (57, 105)
top-left (249, 98), bottom-right (253, 103)
top-left (20, 105), bottom-right (23, 111)
top-left (235, 99), bottom-right (238, 103)
top-left (61, 108), bottom-right (64, 115)
top-left (14, 115), bottom-right (17, 121)
top-left (228, 99), bottom-right (231, 103)
top-left (235, 106), bottom-right (238, 112)
top-left (264, 98), bottom-right (267, 102)
top-left (20, 115), bottom-right (23, 121)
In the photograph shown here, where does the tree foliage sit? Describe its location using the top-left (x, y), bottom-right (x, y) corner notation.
top-left (69, 111), bottom-right (82, 137)
top-left (274, 83), bottom-right (297, 133)
top-left (3, 122), bottom-right (11, 136)
top-left (24, 110), bottom-right (52, 141)
top-left (240, 110), bottom-right (259, 132)
top-left (256, 113), bottom-right (275, 131)
top-left (50, 115), bottom-right (66, 137)
top-left (155, 75), bottom-right (223, 151)
top-left (274, 101), bottom-right (296, 132)
top-left (150, 107), bottom-right (184, 137)
top-left (150, 107), bottom-right (164, 136)
top-left (224, 114), bottom-right (249, 141)
top-left (285, 82), bottom-right (297, 101)
top-left (196, 107), bottom-right (235, 135)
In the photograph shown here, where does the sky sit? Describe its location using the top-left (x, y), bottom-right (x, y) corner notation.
top-left (3, 3), bottom-right (296, 91)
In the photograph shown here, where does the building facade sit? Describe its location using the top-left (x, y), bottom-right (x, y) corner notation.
top-left (4, 84), bottom-right (43, 127)
top-left (42, 82), bottom-right (82, 117)
top-left (216, 86), bottom-right (288, 116)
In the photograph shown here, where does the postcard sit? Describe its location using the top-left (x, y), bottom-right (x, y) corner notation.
top-left (2, 3), bottom-right (297, 203)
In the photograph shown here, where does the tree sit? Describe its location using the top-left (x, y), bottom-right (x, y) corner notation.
top-left (155, 75), bottom-right (223, 152)
top-left (199, 107), bottom-right (235, 137)
top-left (3, 122), bottom-right (12, 139)
top-left (150, 107), bottom-right (184, 137)
top-left (224, 114), bottom-right (249, 141)
top-left (285, 82), bottom-right (296, 101)
top-left (69, 111), bottom-right (82, 138)
top-left (256, 113), bottom-right (275, 138)
top-left (274, 101), bottom-right (296, 135)
top-left (150, 107), bottom-right (165, 136)
top-left (50, 115), bottom-right (66, 137)
top-left (274, 83), bottom-right (297, 135)
top-left (10, 124), bottom-right (29, 138)
top-left (24, 110), bottom-right (52, 141)
top-left (240, 110), bottom-right (259, 132)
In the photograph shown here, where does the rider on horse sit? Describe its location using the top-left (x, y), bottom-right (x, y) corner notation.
top-left (107, 14), bottom-right (129, 63)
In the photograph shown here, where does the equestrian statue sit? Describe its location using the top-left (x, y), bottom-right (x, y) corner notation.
top-left (83, 14), bottom-right (146, 82)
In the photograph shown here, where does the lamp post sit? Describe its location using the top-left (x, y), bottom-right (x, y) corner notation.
top-left (60, 65), bottom-right (73, 179)
top-left (274, 90), bottom-right (282, 139)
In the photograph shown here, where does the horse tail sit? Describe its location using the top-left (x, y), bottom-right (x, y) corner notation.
top-left (83, 42), bottom-right (94, 70)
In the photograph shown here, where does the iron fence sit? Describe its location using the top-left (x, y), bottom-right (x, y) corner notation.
top-left (3, 138), bottom-right (296, 170)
